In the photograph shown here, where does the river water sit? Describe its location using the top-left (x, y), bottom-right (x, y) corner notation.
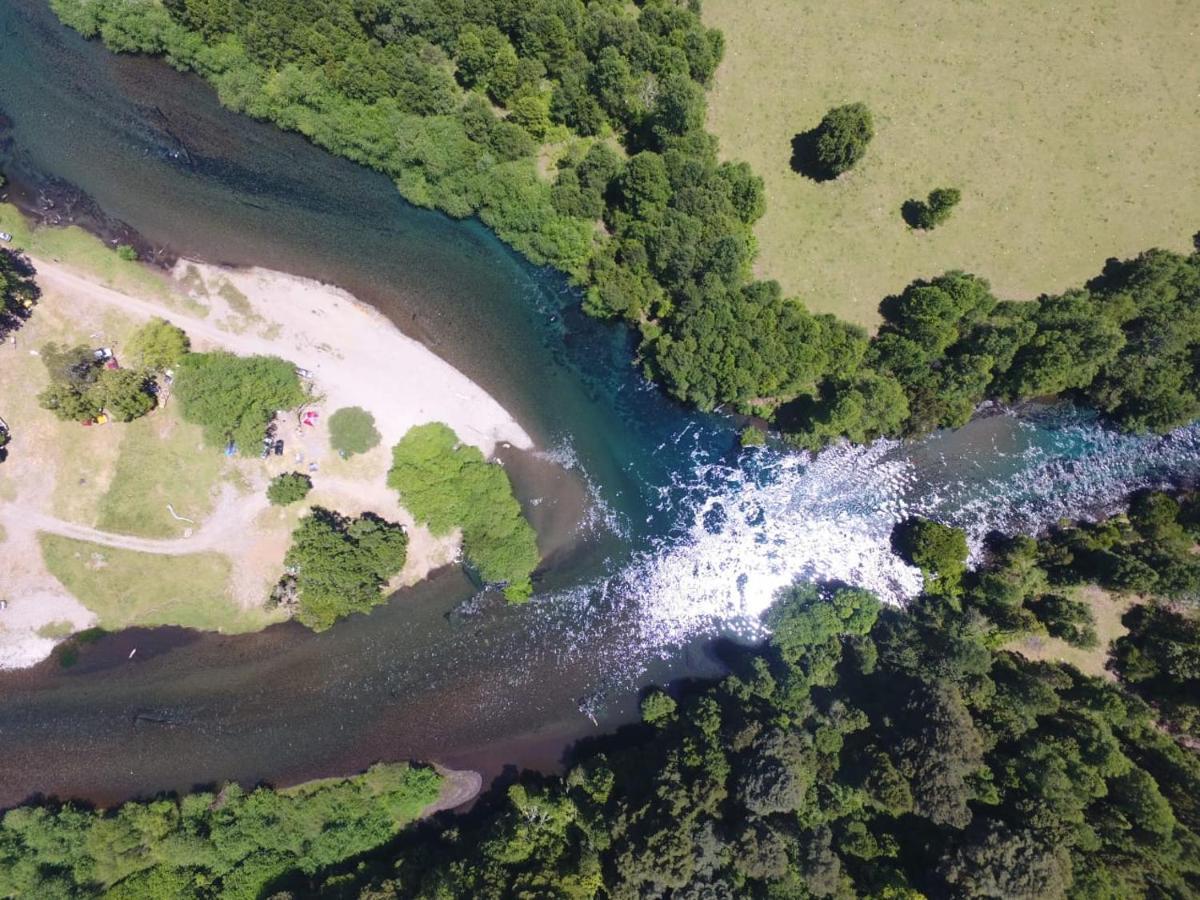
top-left (0, 0), bottom-right (1197, 806)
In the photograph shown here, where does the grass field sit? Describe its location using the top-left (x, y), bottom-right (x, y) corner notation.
top-left (1009, 586), bottom-right (1136, 679)
top-left (39, 534), bottom-right (279, 633)
top-left (704, 0), bottom-right (1200, 326)
top-left (95, 413), bottom-right (224, 538)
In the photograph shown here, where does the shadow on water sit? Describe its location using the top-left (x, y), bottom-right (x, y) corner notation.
top-left (1, 0), bottom-right (1199, 808)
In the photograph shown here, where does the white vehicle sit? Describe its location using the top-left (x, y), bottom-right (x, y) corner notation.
top-left (93, 347), bottom-right (114, 361)
top-left (294, 367), bottom-right (314, 379)
top-left (0, 232), bottom-right (12, 242)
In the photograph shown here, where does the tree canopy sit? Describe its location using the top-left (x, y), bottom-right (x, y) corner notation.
top-left (280, 507), bottom-right (408, 631)
top-left (173, 351), bottom-right (305, 453)
top-left (387, 423), bottom-right (539, 601)
top-left (328, 406), bottom-right (381, 457)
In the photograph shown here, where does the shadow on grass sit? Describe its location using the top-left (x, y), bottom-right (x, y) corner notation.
top-left (789, 127), bottom-right (836, 182)
top-left (900, 199), bottom-right (928, 229)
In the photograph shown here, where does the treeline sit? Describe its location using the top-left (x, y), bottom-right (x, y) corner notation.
top-left (309, 491), bottom-right (1200, 898)
top-left (0, 763), bottom-right (441, 898)
top-left (49, 2), bottom-right (1200, 446)
top-left (6, 493), bottom-right (1198, 898)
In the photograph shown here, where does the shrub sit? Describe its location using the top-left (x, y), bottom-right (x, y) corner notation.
top-left (328, 406), bottom-right (381, 457)
top-left (387, 423), bottom-right (539, 601)
top-left (115, 244), bottom-right (139, 261)
top-left (814, 103), bottom-right (874, 176)
top-left (903, 187), bottom-right (962, 230)
top-left (267, 472), bottom-right (312, 506)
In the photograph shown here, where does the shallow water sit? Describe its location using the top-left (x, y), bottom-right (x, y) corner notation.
top-left (0, 0), bottom-right (1197, 805)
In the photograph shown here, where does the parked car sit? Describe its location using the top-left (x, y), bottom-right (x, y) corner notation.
top-left (294, 367), bottom-right (314, 379)
top-left (273, 439), bottom-right (284, 456)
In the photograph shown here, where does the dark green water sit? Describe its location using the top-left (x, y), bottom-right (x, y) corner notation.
top-left (0, 0), bottom-right (1197, 806)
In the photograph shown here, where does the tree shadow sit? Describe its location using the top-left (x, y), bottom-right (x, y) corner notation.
top-left (0, 247), bottom-right (41, 342)
top-left (789, 127), bottom-right (835, 182)
top-left (900, 198), bottom-right (927, 229)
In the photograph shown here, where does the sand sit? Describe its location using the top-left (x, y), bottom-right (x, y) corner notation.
top-left (0, 255), bottom-right (533, 667)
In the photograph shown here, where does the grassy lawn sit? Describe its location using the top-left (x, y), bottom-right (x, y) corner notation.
top-left (1009, 585), bottom-right (1136, 679)
top-left (704, 0), bottom-right (1200, 326)
top-left (40, 534), bottom-right (279, 633)
top-left (95, 411), bottom-right (224, 538)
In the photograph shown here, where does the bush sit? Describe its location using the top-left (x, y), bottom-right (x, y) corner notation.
top-left (814, 103), bottom-right (874, 176)
top-left (328, 406), bottom-right (381, 457)
top-left (267, 472), bottom-right (312, 506)
top-left (127, 317), bottom-right (189, 370)
top-left (173, 351), bottom-right (304, 453)
top-left (387, 423), bottom-right (539, 601)
top-left (903, 187), bottom-right (961, 230)
top-left (284, 508), bottom-right (408, 630)
top-left (115, 244), bottom-right (139, 261)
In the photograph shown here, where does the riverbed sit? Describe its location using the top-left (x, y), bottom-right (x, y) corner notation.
top-left (0, 0), bottom-right (1198, 807)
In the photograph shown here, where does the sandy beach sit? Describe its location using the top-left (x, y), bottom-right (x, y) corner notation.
top-left (0, 254), bottom-right (533, 667)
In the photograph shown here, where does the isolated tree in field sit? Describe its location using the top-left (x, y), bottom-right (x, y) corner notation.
top-left (328, 406), bottom-right (381, 456)
top-left (87, 368), bottom-right (155, 422)
top-left (173, 351), bottom-right (304, 453)
top-left (903, 187), bottom-right (962, 230)
top-left (814, 103), bottom-right (873, 176)
top-left (267, 472), bottom-right (312, 506)
top-left (127, 317), bottom-right (189, 370)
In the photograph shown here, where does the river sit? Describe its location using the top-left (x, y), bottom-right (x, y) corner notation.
top-left (0, 0), bottom-right (1197, 807)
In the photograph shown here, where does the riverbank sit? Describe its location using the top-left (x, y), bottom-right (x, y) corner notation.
top-left (0, 235), bottom-right (533, 668)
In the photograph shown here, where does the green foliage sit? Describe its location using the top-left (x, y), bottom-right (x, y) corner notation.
top-left (126, 317), bottom-right (189, 370)
top-left (267, 471), bottom-right (312, 506)
top-left (903, 186), bottom-right (961, 230)
top-left (88, 367), bottom-right (155, 422)
top-left (0, 248), bottom-right (39, 324)
top-left (10, 494), bottom-right (1200, 898)
top-left (283, 508), bottom-right (408, 631)
top-left (173, 351), bottom-right (304, 453)
top-left (814, 102), bottom-right (874, 176)
top-left (387, 423), bottom-right (539, 601)
top-left (0, 763), bottom-right (441, 898)
top-left (36, 342), bottom-right (156, 423)
top-left (48, 1), bottom-right (1200, 447)
top-left (115, 243), bottom-right (139, 261)
top-left (328, 406), bottom-right (381, 457)
top-left (892, 517), bottom-right (969, 594)
top-left (639, 689), bottom-right (677, 726)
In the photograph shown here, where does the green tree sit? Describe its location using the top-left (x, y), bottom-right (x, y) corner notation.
top-left (87, 367), bottom-right (155, 422)
top-left (387, 423), bottom-right (539, 601)
top-left (267, 472), bottom-right (312, 506)
top-left (903, 187), bottom-right (961, 230)
top-left (328, 406), bottom-right (381, 456)
top-left (173, 351), bottom-right (304, 453)
top-left (284, 508), bottom-right (407, 630)
top-left (126, 317), bottom-right (189, 370)
top-left (813, 102), bottom-right (874, 176)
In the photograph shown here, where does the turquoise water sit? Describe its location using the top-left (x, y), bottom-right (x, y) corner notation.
top-left (0, 0), bottom-right (1197, 805)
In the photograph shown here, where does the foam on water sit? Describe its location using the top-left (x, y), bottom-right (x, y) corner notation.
top-left (527, 408), bottom-right (1200, 687)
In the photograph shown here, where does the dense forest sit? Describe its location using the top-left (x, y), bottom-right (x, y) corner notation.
top-left (5, 490), bottom-right (1199, 898)
top-left (49, 1), bottom-right (1200, 448)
